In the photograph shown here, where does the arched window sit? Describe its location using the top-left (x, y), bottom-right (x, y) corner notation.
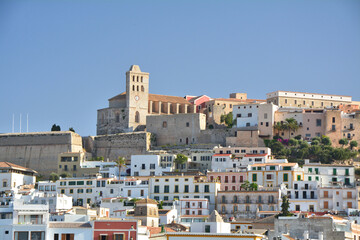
top-left (137, 86), bottom-right (139, 91)
top-left (133, 76), bottom-right (135, 82)
top-left (221, 195), bottom-right (226, 203)
top-left (141, 85), bottom-right (144, 92)
top-left (141, 76), bottom-right (143, 82)
top-left (135, 111), bottom-right (140, 123)
top-left (137, 76), bottom-right (139, 82)
top-left (233, 196), bottom-right (238, 203)
top-left (133, 85), bottom-right (135, 91)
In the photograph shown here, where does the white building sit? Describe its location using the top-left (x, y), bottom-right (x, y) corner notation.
top-left (57, 176), bottom-right (114, 206)
top-left (149, 175), bottom-right (220, 211)
top-left (131, 155), bottom-right (174, 176)
top-left (106, 178), bottom-right (149, 199)
top-left (287, 181), bottom-right (319, 212)
top-left (247, 162), bottom-right (304, 188)
top-left (319, 186), bottom-right (358, 212)
top-left (179, 198), bottom-right (210, 225)
top-left (0, 162), bottom-right (37, 194)
top-left (100, 197), bottom-right (133, 217)
top-left (303, 161), bottom-right (355, 187)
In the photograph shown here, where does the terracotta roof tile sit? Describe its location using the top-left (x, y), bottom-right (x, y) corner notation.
top-left (0, 162), bottom-right (37, 174)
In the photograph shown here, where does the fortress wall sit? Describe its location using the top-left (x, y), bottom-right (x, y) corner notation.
top-left (0, 131), bottom-right (83, 176)
top-left (93, 132), bottom-right (150, 161)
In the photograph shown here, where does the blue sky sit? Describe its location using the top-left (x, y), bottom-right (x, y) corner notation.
top-left (1, 0), bottom-right (359, 136)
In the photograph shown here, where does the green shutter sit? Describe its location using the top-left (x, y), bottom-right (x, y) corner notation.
top-left (308, 176), bottom-right (312, 181)
top-left (345, 169), bottom-right (349, 176)
top-left (315, 168), bottom-right (319, 174)
top-left (283, 173), bottom-right (288, 182)
top-left (252, 174), bottom-right (257, 182)
top-left (333, 168), bottom-right (337, 175)
top-left (297, 175), bottom-right (301, 181)
top-left (308, 168), bottom-right (312, 173)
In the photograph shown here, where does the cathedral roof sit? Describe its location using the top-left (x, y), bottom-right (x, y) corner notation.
top-left (109, 92), bottom-right (192, 105)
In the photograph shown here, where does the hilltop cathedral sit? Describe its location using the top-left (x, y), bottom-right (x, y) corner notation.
top-left (97, 65), bottom-right (196, 135)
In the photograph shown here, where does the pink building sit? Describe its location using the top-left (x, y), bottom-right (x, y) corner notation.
top-left (93, 220), bottom-right (138, 240)
top-left (207, 171), bottom-right (248, 191)
top-left (187, 95), bottom-right (212, 113)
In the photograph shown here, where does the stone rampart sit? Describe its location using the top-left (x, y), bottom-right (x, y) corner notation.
top-left (0, 131), bottom-right (83, 176)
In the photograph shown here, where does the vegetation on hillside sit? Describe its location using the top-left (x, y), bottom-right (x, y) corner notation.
top-left (265, 135), bottom-right (358, 164)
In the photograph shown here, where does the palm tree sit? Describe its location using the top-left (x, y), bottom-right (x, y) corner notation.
top-left (285, 118), bottom-right (299, 139)
top-left (273, 122), bottom-right (283, 136)
top-left (116, 156), bottom-right (127, 177)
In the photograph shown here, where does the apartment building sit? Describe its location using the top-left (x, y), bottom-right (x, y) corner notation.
top-left (179, 198), bottom-right (210, 225)
top-left (148, 175), bottom-right (220, 211)
top-left (131, 155), bottom-right (174, 176)
top-left (319, 186), bottom-right (358, 212)
top-left (266, 90), bottom-right (352, 109)
top-left (207, 171), bottom-right (247, 191)
top-left (303, 161), bottom-right (355, 187)
top-left (247, 162), bottom-right (303, 188)
top-left (106, 178), bottom-right (149, 198)
top-left (217, 190), bottom-right (281, 219)
top-left (56, 177), bottom-right (114, 206)
top-left (287, 181), bottom-right (319, 212)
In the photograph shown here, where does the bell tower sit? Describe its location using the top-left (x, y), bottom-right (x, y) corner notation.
top-left (126, 65), bottom-right (149, 131)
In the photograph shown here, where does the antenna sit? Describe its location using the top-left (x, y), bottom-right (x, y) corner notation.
top-left (19, 113), bottom-right (22, 133)
top-left (27, 114), bottom-right (29, 132)
top-left (12, 114), bottom-right (14, 133)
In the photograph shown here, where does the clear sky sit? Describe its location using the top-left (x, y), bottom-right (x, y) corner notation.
top-left (1, 0), bottom-right (359, 136)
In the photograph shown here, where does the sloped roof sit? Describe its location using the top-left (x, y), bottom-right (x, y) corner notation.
top-left (136, 198), bottom-right (158, 205)
top-left (208, 210), bottom-right (223, 222)
top-left (0, 162), bottom-right (37, 174)
top-left (48, 222), bottom-right (92, 228)
top-left (109, 92), bottom-right (191, 105)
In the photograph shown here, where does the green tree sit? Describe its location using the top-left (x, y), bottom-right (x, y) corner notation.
top-left (285, 118), bottom-right (299, 139)
top-left (51, 124), bottom-right (61, 131)
top-left (49, 172), bottom-right (60, 182)
top-left (273, 122), bottom-right (284, 136)
top-left (339, 138), bottom-right (349, 147)
top-left (350, 141), bottom-right (358, 150)
top-left (279, 195), bottom-right (292, 216)
top-left (68, 127), bottom-right (75, 132)
top-left (60, 172), bottom-right (71, 178)
top-left (240, 181), bottom-right (251, 190)
top-left (220, 112), bottom-right (235, 128)
top-left (175, 154), bottom-right (188, 169)
top-left (288, 138), bottom-right (298, 146)
top-left (116, 156), bottom-right (127, 176)
top-left (249, 183), bottom-right (258, 191)
top-left (321, 136), bottom-right (331, 146)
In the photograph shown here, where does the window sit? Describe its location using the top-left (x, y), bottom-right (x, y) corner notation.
top-left (162, 121), bottom-right (167, 128)
top-left (316, 119), bottom-right (322, 126)
top-left (174, 185), bottom-right (179, 193)
top-left (332, 117), bottom-right (335, 123)
top-left (184, 185), bottom-right (189, 193)
top-left (264, 113), bottom-right (268, 119)
top-left (252, 174), bottom-right (257, 182)
top-left (204, 185), bottom-right (210, 193)
top-left (205, 225), bottom-right (211, 233)
top-left (186, 122), bottom-right (190, 127)
top-left (195, 185), bottom-right (199, 193)
top-left (150, 164), bottom-right (155, 169)
top-left (283, 173), bottom-right (288, 182)
top-left (154, 186), bottom-right (159, 193)
top-left (248, 113), bottom-right (252, 117)
top-left (114, 234), bottom-right (124, 240)
top-left (164, 185), bottom-right (170, 193)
